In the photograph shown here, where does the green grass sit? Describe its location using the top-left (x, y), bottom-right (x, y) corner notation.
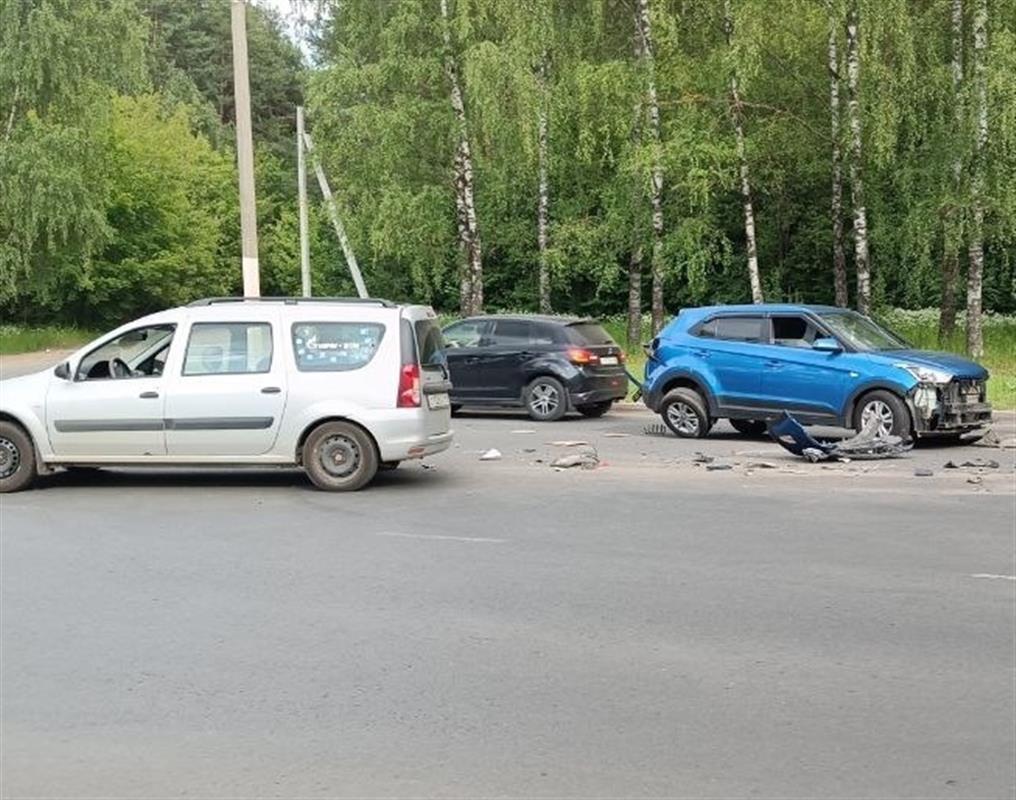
top-left (0, 325), bottom-right (98, 356)
top-left (599, 310), bottom-right (1016, 410)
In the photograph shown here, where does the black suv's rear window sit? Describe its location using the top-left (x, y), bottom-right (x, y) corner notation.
top-left (414, 319), bottom-right (446, 369)
top-left (567, 322), bottom-right (615, 346)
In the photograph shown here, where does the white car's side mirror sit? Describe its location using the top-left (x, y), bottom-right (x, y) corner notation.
top-left (53, 362), bottom-right (71, 380)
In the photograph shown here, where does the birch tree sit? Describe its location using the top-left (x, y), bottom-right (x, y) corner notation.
top-left (966, 0), bottom-right (987, 357)
top-left (939, 0), bottom-right (965, 342)
top-left (626, 3), bottom-right (647, 350)
top-left (441, 0), bottom-right (484, 315)
top-left (844, 0), bottom-right (871, 314)
top-left (536, 51), bottom-right (552, 312)
top-left (827, 1), bottom-right (848, 308)
top-left (723, 0), bottom-right (763, 304)
top-left (634, 0), bottom-right (666, 334)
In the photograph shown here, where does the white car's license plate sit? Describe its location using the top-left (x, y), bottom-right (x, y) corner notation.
top-left (427, 393), bottom-right (451, 410)
top-left (600, 356), bottom-right (619, 366)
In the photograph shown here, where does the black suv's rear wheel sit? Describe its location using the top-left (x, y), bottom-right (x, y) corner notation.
top-left (660, 388), bottom-right (712, 439)
top-left (853, 390), bottom-right (911, 438)
top-left (577, 400), bottom-right (613, 418)
top-left (730, 418), bottom-right (767, 437)
top-left (303, 421), bottom-right (379, 491)
top-left (524, 376), bottom-right (568, 422)
top-left (0, 421), bottom-right (37, 493)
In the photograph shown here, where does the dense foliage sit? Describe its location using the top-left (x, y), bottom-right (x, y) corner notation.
top-left (1, 0), bottom-right (1013, 336)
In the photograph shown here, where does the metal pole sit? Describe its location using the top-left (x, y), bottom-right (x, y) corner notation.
top-left (296, 106), bottom-right (311, 297)
top-left (303, 132), bottom-right (369, 299)
top-left (230, 0), bottom-right (260, 297)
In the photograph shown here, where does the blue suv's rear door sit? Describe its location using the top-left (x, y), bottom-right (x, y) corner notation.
top-left (757, 314), bottom-right (851, 421)
top-left (694, 315), bottom-right (766, 413)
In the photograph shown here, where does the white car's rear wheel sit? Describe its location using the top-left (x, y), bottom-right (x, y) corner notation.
top-left (303, 421), bottom-right (379, 491)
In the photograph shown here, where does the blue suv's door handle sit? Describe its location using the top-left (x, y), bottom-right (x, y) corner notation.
top-left (765, 360), bottom-right (782, 368)
top-left (692, 349), bottom-right (710, 358)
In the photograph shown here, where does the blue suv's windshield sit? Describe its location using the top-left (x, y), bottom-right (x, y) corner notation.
top-left (817, 311), bottom-right (909, 352)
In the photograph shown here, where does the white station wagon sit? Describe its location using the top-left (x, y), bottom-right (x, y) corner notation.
top-left (0, 297), bottom-right (453, 492)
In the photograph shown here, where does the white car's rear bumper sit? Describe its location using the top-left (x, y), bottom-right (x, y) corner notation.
top-left (378, 429), bottom-right (453, 462)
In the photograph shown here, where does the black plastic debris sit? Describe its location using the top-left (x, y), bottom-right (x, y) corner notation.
top-left (768, 411), bottom-right (911, 462)
top-left (914, 468), bottom-right (934, 477)
top-left (942, 457), bottom-right (999, 469)
top-left (705, 463), bottom-right (733, 471)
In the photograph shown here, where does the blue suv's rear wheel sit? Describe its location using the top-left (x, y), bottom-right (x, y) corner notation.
top-left (660, 388), bottom-right (712, 439)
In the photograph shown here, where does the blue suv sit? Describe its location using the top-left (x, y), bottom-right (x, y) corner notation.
top-left (642, 304), bottom-right (992, 439)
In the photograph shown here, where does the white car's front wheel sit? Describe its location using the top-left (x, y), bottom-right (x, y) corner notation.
top-left (303, 421), bottom-right (379, 491)
top-left (0, 421), bottom-right (37, 493)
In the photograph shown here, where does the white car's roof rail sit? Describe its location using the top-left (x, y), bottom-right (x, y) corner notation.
top-left (187, 296), bottom-right (397, 308)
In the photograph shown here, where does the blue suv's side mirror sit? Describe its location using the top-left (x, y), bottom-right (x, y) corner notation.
top-left (812, 337), bottom-right (842, 353)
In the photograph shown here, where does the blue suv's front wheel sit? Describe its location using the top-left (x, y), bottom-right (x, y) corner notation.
top-left (660, 388), bottom-right (712, 439)
top-left (853, 389), bottom-right (912, 439)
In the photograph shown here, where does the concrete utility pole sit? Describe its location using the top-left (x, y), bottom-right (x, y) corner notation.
top-left (231, 0), bottom-right (260, 297)
top-left (296, 106), bottom-right (311, 297)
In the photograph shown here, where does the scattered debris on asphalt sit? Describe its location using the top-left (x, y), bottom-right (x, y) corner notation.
top-left (769, 411), bottom-right (911, 462)
top-left (642, 424), bottom-right (671, 438)
top-left (967, 475), bottom-right (983, 485)
top-left (510, 429), bottom-right (536, 435)
top-left (944, 458), bottom-right (1000, 469)
top-left (692, 452), bottom-right (714, 464)
top-left (547, 440), bottom-right (590, 447)
top-left (914, 468), bottom-right (934, 477)
top-left (705, 463), bottom-right (733, 471)
top-left (971, 429), bottom-right (1016, 449)
top-left (479, 448), bottom-right (503, 461)
top-left (551, 452), bottom-right (600, 470)
top-left (603, 432), bottom-right (630, 438)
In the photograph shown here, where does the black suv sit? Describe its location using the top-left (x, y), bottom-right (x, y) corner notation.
top-left (442, 315), bottom-right (628, 421)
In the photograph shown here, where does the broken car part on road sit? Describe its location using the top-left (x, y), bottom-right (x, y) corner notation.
top-left (768, 411), bottom-right (912, 463)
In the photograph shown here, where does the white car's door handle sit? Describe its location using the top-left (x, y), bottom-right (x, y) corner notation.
top-left (139, 391), bottom-right (159, 399)
top-left (261, 386), bottom-right (282, 394)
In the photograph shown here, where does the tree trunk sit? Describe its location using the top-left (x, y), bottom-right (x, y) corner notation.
top-left (536, 52), bottom-right (551, 314)
top-left (635, 0), bottom-right (665, 334)
top-left (441, 0), bottom-right (483, 316)
top-left (627, 246), bottom-right (644, 350)
top-left (845, 0), bottom-right (871, 315)
top-left (725, 0), bottom-right (763, 304)
top-left (966, 0), bottom-right (987, 357)
top-left (627, 15), bottom-right (646, 352)
top-left (939, 0), bottom-right (964, 343)
top-left (4, 84), bottom-right (19, 142)
top-left (827, 7), bottom-right (848, 308)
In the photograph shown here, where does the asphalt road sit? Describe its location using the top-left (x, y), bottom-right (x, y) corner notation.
top-left (1, 357), bottom-right (1015, 798)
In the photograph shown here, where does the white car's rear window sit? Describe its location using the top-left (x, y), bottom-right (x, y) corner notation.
top-left (291, 322), bottom-right (385, 372)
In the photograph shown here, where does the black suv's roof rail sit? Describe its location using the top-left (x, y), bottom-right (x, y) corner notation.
top-left (187, 296), bottom-right (396, 308)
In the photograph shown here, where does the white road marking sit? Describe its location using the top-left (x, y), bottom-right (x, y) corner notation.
top-left (970, 573), bottom-right (1016, 581)
top-left (374, 532), bottom-right (506, 544)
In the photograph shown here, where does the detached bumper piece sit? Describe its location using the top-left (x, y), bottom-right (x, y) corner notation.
top-left (768, 411), bottom-right (911, 462)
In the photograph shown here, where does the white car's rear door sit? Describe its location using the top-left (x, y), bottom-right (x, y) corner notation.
top-left (163, 316), bottom-right (287, 457)
top-left (405, 309), bottom-right (452, 439)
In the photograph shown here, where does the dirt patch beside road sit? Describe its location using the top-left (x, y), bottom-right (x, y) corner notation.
top-left (0, 350), bottom-right (74, 381)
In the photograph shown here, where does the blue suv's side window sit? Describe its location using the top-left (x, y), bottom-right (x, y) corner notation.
top-left (696, 316), bottom-right (764, 343)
